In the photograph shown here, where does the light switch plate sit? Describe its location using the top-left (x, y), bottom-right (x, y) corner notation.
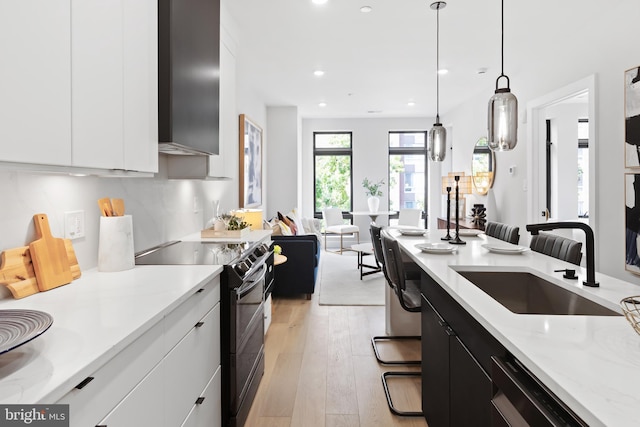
top-left (65, 210), bottom-right (85, 240)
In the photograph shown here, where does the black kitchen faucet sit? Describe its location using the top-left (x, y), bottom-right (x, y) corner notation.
top-left (526, 222), bottom-right (599, 288)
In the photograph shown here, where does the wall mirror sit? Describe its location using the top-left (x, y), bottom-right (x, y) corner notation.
top-left (471, 137), bottom-right (495, 195)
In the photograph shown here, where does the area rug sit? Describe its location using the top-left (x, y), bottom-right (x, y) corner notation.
top-left (317, 250), bottom-right (385, 306)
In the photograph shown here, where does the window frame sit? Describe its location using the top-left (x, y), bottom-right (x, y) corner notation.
top-left (388, 131), bottom-right (428, 226)
top-left (313, 131), bottom-right (354, 220)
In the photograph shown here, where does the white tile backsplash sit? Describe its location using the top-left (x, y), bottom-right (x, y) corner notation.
top-left (0, 158), bottom-right (236, 272)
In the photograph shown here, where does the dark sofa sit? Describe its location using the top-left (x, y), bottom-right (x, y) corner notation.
top-left (271, 234), bottom-right (321, 299)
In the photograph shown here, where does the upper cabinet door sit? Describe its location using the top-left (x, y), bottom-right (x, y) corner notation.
top-left (71, 0), bottom-right (124, 170)
top-left (71, 0), bottom-right (158, 173)
top-left (0, 0), bottom-right (72, 166)
top-left (123, 0), bottom-right (158, 173)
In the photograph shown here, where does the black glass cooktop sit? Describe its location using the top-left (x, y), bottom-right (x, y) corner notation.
top-left (135, 241), bottom-right (253, 265)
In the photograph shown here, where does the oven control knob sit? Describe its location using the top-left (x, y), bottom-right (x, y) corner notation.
top-left (254, 245), bottom-right (266, 256)
top-left (235, 262), bottom-right (250, 275)
top-left (248, 254), bottom-right (257, 262)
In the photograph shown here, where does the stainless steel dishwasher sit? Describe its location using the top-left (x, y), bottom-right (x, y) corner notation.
top-left (490, 355), bottom-right (588, 427)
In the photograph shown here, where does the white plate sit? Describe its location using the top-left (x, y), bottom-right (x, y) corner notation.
top-left (399, 228), bottom-right (427, 236)
top-left (481, 243), bottom-right (529, 254)
top-left (415, 243), bottom-right (457, 254)
top-left (457, 229), bottom-right (483, 237)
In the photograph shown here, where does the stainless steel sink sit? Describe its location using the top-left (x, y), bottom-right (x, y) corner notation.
top-left (457, 271), bottom-right (621, 316)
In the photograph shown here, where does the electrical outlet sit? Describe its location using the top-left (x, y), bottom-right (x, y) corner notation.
top-left (194, 196), bottom-right (200, 213)
top-left (65, 210), bottom-right (85, 240)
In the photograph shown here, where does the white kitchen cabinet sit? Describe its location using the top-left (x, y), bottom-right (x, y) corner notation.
top-left (0, 0), bottom-right (72, 166)
top-left (56, 275), bottom-right (221, 427)
top-left (164, 303), bottom-right (221, 427)
top-left (95, 361), bottom-right (165, 427)
top-left (56, 317), bottom-right (165, 427)
top-left (71, 0), bottom-right (158, 173)
top-left (180, 367), bottom-right (222, 427)
top-left (0, 0), bottom-right (157, 173)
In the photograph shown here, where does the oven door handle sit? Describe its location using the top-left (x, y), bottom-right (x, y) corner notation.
top-left (237, 264), bottom-right (267, 300)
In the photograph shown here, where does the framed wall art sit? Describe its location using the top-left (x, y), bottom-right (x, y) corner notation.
top-left (625, 66), bottom-right (640, 168)
top-left (625, 173), bottom-right (640, 274)
top-left (239, 114), bottom-right (263, 208)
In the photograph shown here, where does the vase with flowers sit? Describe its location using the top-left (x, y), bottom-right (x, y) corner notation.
top-left (362, 177), bottom-right (384, 213)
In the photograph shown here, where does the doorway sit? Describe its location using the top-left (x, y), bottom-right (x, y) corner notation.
top-left (526, 75), bottom-right (597, 261)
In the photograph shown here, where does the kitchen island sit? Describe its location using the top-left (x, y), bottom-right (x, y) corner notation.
top-left (394, 229), bottom-right (640, 426)
top-left (0, 264), bottom-right (222, 426)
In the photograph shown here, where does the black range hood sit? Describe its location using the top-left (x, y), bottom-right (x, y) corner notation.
top-left (158, 0), bottom-right (220, 156)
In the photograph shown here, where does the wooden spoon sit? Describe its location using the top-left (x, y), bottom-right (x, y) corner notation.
top-left (111, 198), bottom-right (125, 216)
top-left (97, 198), bottom-right (112, 216)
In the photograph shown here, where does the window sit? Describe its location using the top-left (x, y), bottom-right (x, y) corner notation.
top-left (313, 132), bottom-right (353, 218)
top-left (389, 131), bottom-right (427, 222)
top-left (578, 119), bottom-right (589, 218)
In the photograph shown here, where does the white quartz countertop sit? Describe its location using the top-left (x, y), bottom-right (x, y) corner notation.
top-left (0, 264), bottom-right (222, 405)
top-left (395, 229), bottom-right (640, 427)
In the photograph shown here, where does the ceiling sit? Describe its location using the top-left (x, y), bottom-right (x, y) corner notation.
top-left (224, 0), bottom-right (589, 119)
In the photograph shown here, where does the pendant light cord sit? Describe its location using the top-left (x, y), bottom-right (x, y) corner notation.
top-left (436, 5), bottom-right (440, 123)
top-left (500, 0), bottom-right (504, 77)
top-left (496, 0), bottom-right (510, 89)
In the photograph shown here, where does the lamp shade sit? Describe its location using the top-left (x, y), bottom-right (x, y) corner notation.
top-left (429, 123), bottom-right (447, 162)
top-left (487, 87), bottom-right (518, 152)
top-left (456, 175), bottom-right (473, 195)
top-left (441, 175), bottom-right (453, 194)
top-left (230, 209), bottom-right (263, 230)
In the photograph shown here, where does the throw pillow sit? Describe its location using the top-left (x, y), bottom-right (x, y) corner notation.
top-left (287, 208), bottom-right (307, 235)
top-left (277, 211), bottom-right (297, 235)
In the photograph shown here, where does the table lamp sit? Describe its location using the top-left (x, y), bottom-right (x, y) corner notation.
top-left (231, 209), bottom-right (263, 231)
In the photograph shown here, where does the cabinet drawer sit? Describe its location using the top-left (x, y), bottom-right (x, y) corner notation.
top-left (180, 366), bottom-right (222, 427)
top-left (164, 303), bottom-right (221, 427)
top-left (164, 275), bottom-right (220, 354)
top-left (96, 359), bottom-right (165, 426)
top-left (57, 320), bottom-right (164, 427)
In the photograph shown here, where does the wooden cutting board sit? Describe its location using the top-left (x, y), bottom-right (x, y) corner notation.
top-left (0, 240), bottom-right (80, 299)
top-left (29, 213), bottom-right (73, 291)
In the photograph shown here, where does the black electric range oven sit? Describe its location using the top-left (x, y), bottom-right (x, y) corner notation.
top-left (135, 240), bottom-right (273, 427)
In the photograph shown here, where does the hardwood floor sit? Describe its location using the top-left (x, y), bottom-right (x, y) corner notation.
top-left (245, 294), bottom-right (428, 427)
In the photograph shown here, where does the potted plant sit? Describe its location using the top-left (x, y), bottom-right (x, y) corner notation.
top-left (362, 177), bottom-right (384, 213)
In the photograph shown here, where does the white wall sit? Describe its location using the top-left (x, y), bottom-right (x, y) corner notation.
top-left (265, 106), bottom-right (299, 218)
top-left (301, 117), bottom-right (446, 239)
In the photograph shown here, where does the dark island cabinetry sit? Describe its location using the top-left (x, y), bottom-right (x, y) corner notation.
top-left (421, 272), bottom-right (505, 427)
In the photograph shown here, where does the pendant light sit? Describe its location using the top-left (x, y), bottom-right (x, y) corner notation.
top-left (487, 0), bottom-right (518, 151)
top-left (428, 1), bottom-right (446, 162)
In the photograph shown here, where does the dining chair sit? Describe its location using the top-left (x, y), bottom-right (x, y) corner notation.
top-left (322, 208), bottom-right (359, 254)
top-left (398, 208), bottom-right (423, 228)
top-left (484, 221), bottom-right (520, 244)
top-left (377, 228), bottom-right (423, 417)
top-left (529, 231), bottom-right (583, 265)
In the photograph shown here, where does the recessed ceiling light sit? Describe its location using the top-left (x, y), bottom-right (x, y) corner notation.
top-left (312, 0), bottom-right (328, 4)
top-left (408, 101), bottom-right (416, 107)
top-left (319, 102), bottom-right (327, 107)
top-left (314, 70), bottom-right (325, 77)
top-left (437, 69), bottom-right (449, 75)
top-left (360, 6), bottom-right (372, 13)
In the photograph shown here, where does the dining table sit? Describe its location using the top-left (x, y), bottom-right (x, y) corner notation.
top-left (350, 210), bottom-right (396, 225)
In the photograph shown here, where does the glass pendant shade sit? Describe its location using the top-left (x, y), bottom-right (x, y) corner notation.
top-left (429, 122), bottom-right (447, 162)
top-left (488, 87), bottom-right (518, 151)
